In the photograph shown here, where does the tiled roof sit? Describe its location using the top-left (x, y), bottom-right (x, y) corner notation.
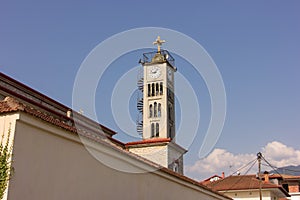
top-left (205, 175), bottom-right (290, 197)
top-left (0, 72), bottom-right (116, 137)
top-left (0, 96), bottom-right (24, 112)
top-left (269, 174), bottom-right (300, 180)
top-left (207, 175), bottom-right (275, 190)
top-left (201, 175), bottom-right (224, 186)
top-left (0, 97), bottom-right (124, 146)
top-left (0, 96), bottom-right (76, 132)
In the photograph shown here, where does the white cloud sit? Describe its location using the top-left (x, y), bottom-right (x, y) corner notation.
top-left (262, 141), bottom-right (300, 167)
top-left (185, 141), bottom-right (300, 181)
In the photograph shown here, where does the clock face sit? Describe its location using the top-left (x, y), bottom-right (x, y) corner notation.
top-left (149, 66), bottom-right (161, 79)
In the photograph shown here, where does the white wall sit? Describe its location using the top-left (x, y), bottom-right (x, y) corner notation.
top-left (0, 113), bottom-right (19, 200)
top-left (5, 112), bottom-right (229, 200)
top-left (128, 144), bottom-right (168, 167)
top-left (223, 190), bottom-right (282, 200)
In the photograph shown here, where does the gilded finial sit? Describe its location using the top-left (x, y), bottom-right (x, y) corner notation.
top-left (153, 36), bottom-right (165, 53)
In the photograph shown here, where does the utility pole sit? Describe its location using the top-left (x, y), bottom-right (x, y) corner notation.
top-left (257, 152), bottom-right (262, 200)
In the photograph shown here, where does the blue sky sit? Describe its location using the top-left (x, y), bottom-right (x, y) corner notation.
top-left (1, 1), bottom-right (300, 180)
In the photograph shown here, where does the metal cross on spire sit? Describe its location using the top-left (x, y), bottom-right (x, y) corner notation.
top-left (153, 36), bottom-right (165, 53)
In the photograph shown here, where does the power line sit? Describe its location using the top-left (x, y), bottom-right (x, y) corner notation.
top-left (260, 154), bottom-right (286, 181)
top-left (224, 159), bottom-right (257, 193)
top-left (230, 158), bottom-right (258, 176)
top-left (212, 158), bottom-right (257, 193)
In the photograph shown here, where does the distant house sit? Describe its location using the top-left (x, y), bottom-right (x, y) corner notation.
top-left (268, 174), bottom-right (300, 200)
top-left (201, 172), bottom-right (225, 186)
top-left (203, 173), bottom-right (290, 200)
top-left (0, 69), bottom-right (233, 200)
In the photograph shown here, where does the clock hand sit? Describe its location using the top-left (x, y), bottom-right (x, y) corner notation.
top-left (151, 69), bottom-right (157, 73)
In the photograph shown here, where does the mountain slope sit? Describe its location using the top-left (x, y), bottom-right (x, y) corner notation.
top-left (270, 165), bottom-right (300, 176)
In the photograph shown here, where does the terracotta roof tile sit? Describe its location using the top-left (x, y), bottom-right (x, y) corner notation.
top-left (0, 97), bottom-right (118, 141)
top-left (269, 174), bottom-right (300, 180)
top-left (0, 97), bottom-right (24, 112)
top-left (207, 175), bottom-right (277, 190)
top-left (205, 174), bottom-right (290, 197)
top-left (201, 175), bottom-right (224, 186)
top-left (1, 97), bottom-right (77, 132)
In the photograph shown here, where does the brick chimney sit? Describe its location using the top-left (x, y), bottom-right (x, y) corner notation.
top-left (264, 171), bottom-right (269, 183)
top-left (222, 172), bottom-right (225, 179)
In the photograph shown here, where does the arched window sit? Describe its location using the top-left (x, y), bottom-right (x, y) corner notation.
top-left (149, 104), bottom-right (153, 118)
top-left (160, 82), bottom-right (163, 95)
top-left (154, 102), bottom-right (157, 117)
top-left (147, 84), bottom-right (151, 97)
top-left (158, 103), bottom-right (161, 117)
top-left (152, 83), bottom-right (155, 96)
top-left (151, 123), bottom-right (155, 138)
top-left (156, 83), bottom-right (159, 96)
top-left (155, 123), bottom-right (159, 137)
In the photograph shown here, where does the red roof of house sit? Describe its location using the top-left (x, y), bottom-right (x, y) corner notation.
top-left (201, 175), bottom-right (224, 186)
top-left (269, 174), bottom-right (300, 180)
top-left (205, 175), bottom-right (290, 197)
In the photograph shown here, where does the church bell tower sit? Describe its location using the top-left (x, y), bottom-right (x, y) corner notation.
top-left (142, 36), bottom-right (176, 140)
top-left (126, 37), bottom-right (186, 174)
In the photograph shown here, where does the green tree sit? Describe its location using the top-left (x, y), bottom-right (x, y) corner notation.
top-left (0, 128), bottom-right (13, 199)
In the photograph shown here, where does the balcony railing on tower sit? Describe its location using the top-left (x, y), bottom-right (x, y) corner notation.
top-left (140, 50), bottom-right (175, 68)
